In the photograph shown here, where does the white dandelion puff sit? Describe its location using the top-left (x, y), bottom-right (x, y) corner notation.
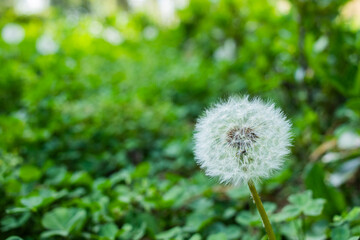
top-left (36, 35), bottom-right (58, 55)
top-left (102, 27), bottom-right (123, 45)
top-left (194, 95), bottom-right (292, 186)
top-left (1, 23), bottom-right (25, 45)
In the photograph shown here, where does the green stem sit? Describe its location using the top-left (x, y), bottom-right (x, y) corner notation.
top-left (300, 213), bottom-right (306, 240)
top-left (248, 180), bottom-right (276, 240)
top-left (293, 219), bottom-right (302, 240)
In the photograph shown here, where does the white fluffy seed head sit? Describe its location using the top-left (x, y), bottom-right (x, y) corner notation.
top-left (193, 96), bottom-right (292, 186)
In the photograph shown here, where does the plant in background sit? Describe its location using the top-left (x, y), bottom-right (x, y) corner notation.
top-left (194, 96), bottom-right (292, 240)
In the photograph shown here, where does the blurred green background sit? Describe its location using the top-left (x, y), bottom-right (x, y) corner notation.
top-left (0, 0), bottom-right (360, 239)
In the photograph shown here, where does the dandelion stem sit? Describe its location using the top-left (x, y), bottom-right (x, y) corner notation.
top-left (248, 180), bottom-right (276, 240)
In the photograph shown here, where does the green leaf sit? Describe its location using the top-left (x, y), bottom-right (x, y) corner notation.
top-left (136, 213), bottom-right (160, 236)
top-left (288, 190), bottom-right (313, 206)
top-left (207, 233), bottom-right (227, 240)
top-left (305, 220), bottom-right (328, 240)
top-left (223, 208), bottom-right (236, 219)
top-left (119, 223), bottom-right (146, 240)
top-left (222, 225), bottom-right (242, 239)
top-left (351, 226), bottom-right (360, 236)
top-left (304, 199), bottom-right (326, 216)
top-left (99, 223), bottom-right (119, 240)
top-left (5, 237), bottom-right (23, 240)
top-left (273, 205), bottom-right (301, 221)
top-left (69, 171), bottom-right (92, 185)
top-left (305, 163), bottom-right (346, 215)
top-left (4, 179), bottom-right (22, 195)
top-left (331, 225), bottom-right (350, 240)
top-left (41, 207), bottom-right (86, 238)
top-left (45, 166), bottom-right (67, 185)
top-left (6, 207), bottom-right (29, 214)
top-left (93, 178), bottom-right (112, 191)
top-left (275, 190), bottom-right (325, 221)
top-left (344, 207), bottom-right (360, 222)
top-left (132, 223), bottom-right (146, 240)
top-left (163, 185), bottom-right (183, 203)
top-left (184, 210), bottom-right (215, 232)
top-left (40, 230), bottom-right (69, 238)
top-left (279, 220), bottom-right (299, 240)
top-left (18, 165), bottom-right (42, 182)
top-left (235, 211), bottom-right (259, 226)
top-left (39, 189), bottom-right (68, 206)
top-left (132, 162), bottom-right (150, 178)
top-left (20, 196), bottom-right (43, 210)
top-left (156, 227), bottom-right (182, 240)
top-left (1, 212), bottom-right (31, 231)
top-left (227, 185), bottom-right (250, 199)
top-left (189, 234), bottom-right (202, 240)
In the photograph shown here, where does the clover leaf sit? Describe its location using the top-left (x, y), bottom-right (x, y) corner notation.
top-left (274, 191), bottom-right (325, 222)
top-left (41, 207), bottom-right (86, 238)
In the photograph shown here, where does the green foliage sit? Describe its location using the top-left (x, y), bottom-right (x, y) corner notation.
top-left (0, 0), bottom-right (360, 239)
top-left (5, 237), bottom-right (23, 240)
top-left (41, 207), bottom-right (87, 238)
top-left (274, 191), bottom-right (325, 221)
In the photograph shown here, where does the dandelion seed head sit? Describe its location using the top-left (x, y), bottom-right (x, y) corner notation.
top-left (193, 96), bottom-right (292, 185)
